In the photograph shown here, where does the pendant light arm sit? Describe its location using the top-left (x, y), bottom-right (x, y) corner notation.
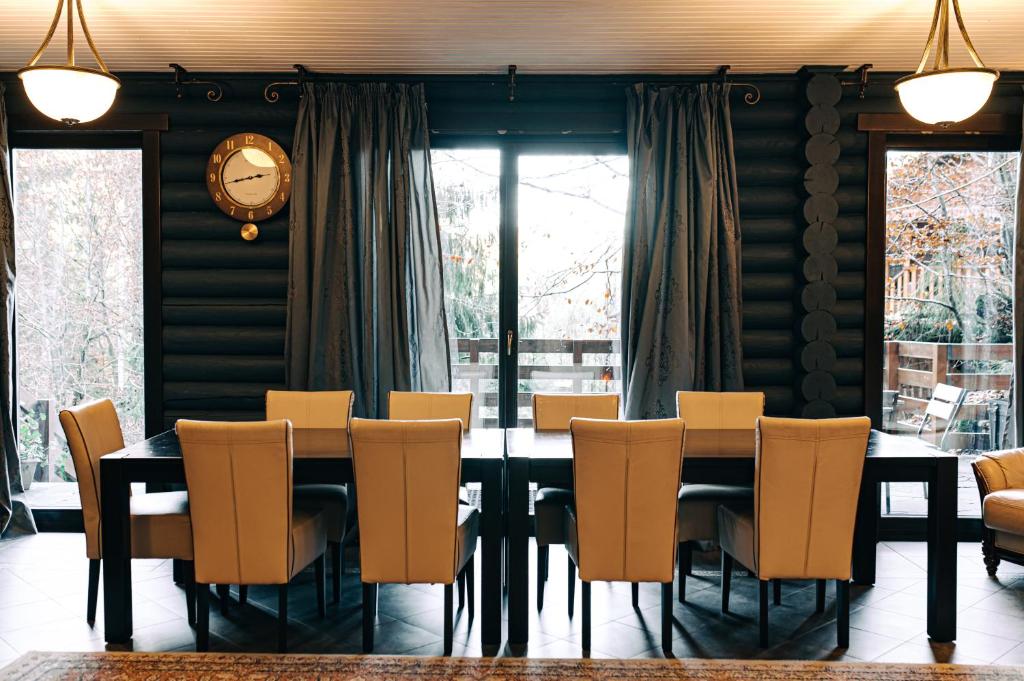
top-left (951, 0), bottom-right (987, 69)
top-left (935, 0), bottom-right (949, 71)
top-left (916, 0), bottom-right (942, 74)
top-left (67, 0), bottom-right (74, 66)
top-left (76, 0), bottom-right (110, 72)
top-left (25, 0), bottom-right (67, 68)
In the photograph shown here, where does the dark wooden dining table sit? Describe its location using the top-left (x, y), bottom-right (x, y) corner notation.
top-left (504, 427), bottom-right (958, 645)
top-left (99, 428), bottom-right (506, 649)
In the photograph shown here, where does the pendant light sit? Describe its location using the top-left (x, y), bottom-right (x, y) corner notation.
top-left (17, 0), bottom-right (120, 126)
top-left (895, 0), bottom-right (998, 126)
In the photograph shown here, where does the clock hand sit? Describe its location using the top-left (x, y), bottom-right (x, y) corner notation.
top-left (226, 172), bottom-right (270, 184)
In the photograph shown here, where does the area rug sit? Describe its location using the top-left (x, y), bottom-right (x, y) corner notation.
top-left (2, 652), bottom-right (1022, 681)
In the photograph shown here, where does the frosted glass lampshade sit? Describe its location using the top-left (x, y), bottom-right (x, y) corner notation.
top-left (18, 66), bottom-right (120, 125)
top-left (895, 68), bottom-right (998, 126)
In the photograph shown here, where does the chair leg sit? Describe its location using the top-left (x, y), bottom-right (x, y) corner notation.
top-left (443, 583), bottom-right (454, 656)
top-left (885, 481), bottom-right (891, 515)
top-left (330, 540), bottom-right (342, 604)
top-left (721, 551), bottom-right (734, 613)
top-left (758, 579), bottom-right (769, 648)
top-left (815, 579), bottom-right (826, 613)
top-left (457, 568), bottom-right (466, 611)
top-left (772, 579), bottom-right (782, 605)
top-left (238, 585), bottom-right (248, 607)
top-left (314, 553), bottom-right (326, 617)
top-left (678, 542), bottom-right (692, 603)
top-left (466, 553), bottom-right (475, 621)
top-left (184, 561), bottom-right (197, 627)
top-left (982, 537), bottom-right (1001, 576)
top-left (662, 582), bottom-right (673, 656)
top-left (362, 583), bottom-right (377, 653)
top-left (581, 581), bottom-right (591, 653)
top-left (567, 556), bottom-right (576, 618)
top-left (631, 582), bottom-right (640, 609)
top-left (196, 584), bottom-right (210, 652)
top-left (86, 559), bottom-right (100, 625)
top-left (537, 545), bottom-right (548, 611)
top-left (836, 579), bottom-right (850, 648)
top-left (277, 584), bottom-right (288, 653)
top-left (216, 584), bottom-right (230, 616)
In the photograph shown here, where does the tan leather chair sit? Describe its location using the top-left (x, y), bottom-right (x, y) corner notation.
top-left (58, 399), bottom-right (195, 627)
top-left (266, 389), bottom-right (352, 604)
top-left (350, 418), bottom-right (479, 655)
top-left (566, 418), bottom-right (685, 655)
top-left (972, 449), bottom-right (1024, 575)
top-left (675, 391), bottom-right (764, 602)
top-left (718, 416), bottom-right (870, 648)
top-left (388, 391), bottom-right (473, 430)
top-left (532, 392), bottom-right (619, 611)
top-left (177, 419), bottom-right (327, 653)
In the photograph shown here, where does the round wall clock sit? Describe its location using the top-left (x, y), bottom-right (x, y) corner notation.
top-left (205, 132), bottom-right (292, 240)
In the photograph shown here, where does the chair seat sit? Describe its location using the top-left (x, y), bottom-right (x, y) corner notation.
top-left (677, 484), bottom-right (753, 545)
top-left (129, 491), bottom-right (193, 560)
top-left (294, 484), bottom-right (348, 544)
top-left (535, 487), bottom-right (572, 546)
top-left (984, 489), bottom-right (1024, 535)
top-left (717, 504), bottom-right (756, 575)
top-left (290, 509), bottom-right (327, 579)
top-left (456, 506), bottom-right (480, 577)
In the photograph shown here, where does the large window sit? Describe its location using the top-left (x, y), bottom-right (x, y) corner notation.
top-left (12, 148), bottom-right (144, 509)
top-left (881, 148), bottom-right (1020, 518)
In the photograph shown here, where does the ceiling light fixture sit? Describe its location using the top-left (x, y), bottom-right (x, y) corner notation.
top-left (17, 0), bottom-right (120, 126)
top-left (895, 0), bottom-right (998, 126)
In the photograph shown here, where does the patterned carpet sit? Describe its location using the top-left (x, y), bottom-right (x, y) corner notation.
top-left (2, 653), bottom-right (1023, 681)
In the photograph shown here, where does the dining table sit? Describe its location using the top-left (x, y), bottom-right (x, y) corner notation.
top-left (98, 427), bottom-right (506, 649)
top-left (504, 427), bottom-right (959, 646)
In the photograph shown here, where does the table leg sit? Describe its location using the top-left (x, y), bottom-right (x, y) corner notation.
top-left (507, 457), bottom-right (530, 646)
top-left (479, 462), bottom-right (503, 649)
top-left (927, 456), bottom-right (957, 642)
top-left (100, 458), bottom-right (133, 643)
top-left (852, 479), bottom-right (880, 585)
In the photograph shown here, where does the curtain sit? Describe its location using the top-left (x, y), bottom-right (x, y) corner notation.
top-left (286, 82), bottom-right (451, 418)
top-left (621, 83), bottom-right (744, 420)
top-left (0, 84), bottom-right (36, 536)
top-left (1013, 110), bottom-right (1024, 447)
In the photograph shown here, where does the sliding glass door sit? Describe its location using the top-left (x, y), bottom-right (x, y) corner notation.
top-left (432, 143), bottom-right (629, 427)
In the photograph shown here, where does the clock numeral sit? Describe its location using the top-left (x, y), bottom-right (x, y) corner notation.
top-left (268, 140), bottom-right (273, 151)
top-left (226, 140), bottom-right (235, 150)
top-left (229, 206), bottom-right (236, 215)
top-left (212, 153), bottom-right (222, 164)
top-left (284, 173), bottom-right (291, 183)
top-left (278, 153), bottom-right (286, 163)
top-left (266, 207), bottom-right (273, 216)
top-left (209, 173), bottom-right (217, 184)
top-left (245, 135), bottom-right (255, 145)
top-left (280, 192), bottom-right (286, 201)
top-left (215, 192), bottom-right (222, 201)
top-left (248, 210), bottom-right (255, 220)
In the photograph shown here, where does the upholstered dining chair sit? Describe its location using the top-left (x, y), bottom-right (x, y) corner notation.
top-left (718, 416), bottom-right (871, 648)
top-left (350, 418), bottom-right (479, 655)
top-left (532, 392), bottom-right (620, 611)
top-left (176, 419), bottom-right (327, 653)
top-left (972, 448), bottom-right (1024, 575)
top-left (388, 391), bottom-right (473, 430)
top-left (675, 391), bottom-right (764, 602)
top-left (59, 399), bottom-right (196, 627)
top-left (566, 417), bottom-right (685, 655)
top-left (266, 389), bottom-right (353, 604)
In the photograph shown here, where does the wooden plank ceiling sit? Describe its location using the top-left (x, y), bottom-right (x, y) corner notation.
top-left (0, 0), bottom-right (1022, 74)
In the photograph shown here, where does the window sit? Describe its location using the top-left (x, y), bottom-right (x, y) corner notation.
top-left (880, 148), bottom-right (1020, 518)
top-left (12, 148), bottom-right (144, 509)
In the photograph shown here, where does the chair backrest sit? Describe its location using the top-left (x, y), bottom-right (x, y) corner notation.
top-left (924, 383), bottom-right (965, 424)
top-left (176, 419), bottom-right (295, 585)
top-left (532, 393), bottom-right (620, 432)
top-left (676, 391), bottom-right (765, 456)
top-left (973, 448), bottom-right (1024, 495)
top-left (350, 418), bottom-right (464, 584)
top-left (58, 399), bottom-right (126, 560)
top-left (265, 390), bottom-right (353, 456)
top-left (387, 391), bottom-right (473, 431)
top-left (754, 416), bottom-right (871, 580)
top-left (570, 418), bottom-right (685, 583)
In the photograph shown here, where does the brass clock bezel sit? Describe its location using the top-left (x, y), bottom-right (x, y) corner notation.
top-left (206, 132), bottom-right (292, 222)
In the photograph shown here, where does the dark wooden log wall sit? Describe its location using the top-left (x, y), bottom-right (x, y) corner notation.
top-left (1, 70), bottom-right (1019, 425)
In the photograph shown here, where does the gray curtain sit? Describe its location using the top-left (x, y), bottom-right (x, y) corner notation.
top-left (286, 82), bottom-right (451, 418)
top-left (0, 84), bottom-right (36, 536)
top-left (621, 83), bottom-right (744, 420)
top-left (1013, 109), bottom-right (1024, 447)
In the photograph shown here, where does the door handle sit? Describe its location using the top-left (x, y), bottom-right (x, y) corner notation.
top-left (506, 330), bottom-right (514, 356)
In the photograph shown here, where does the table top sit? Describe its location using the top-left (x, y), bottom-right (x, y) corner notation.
top-left (102, 426), bottom-right (507, 462)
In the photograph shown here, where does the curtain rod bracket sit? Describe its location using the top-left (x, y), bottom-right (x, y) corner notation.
top-left (170, 63), bottom-right (224, 102)
top-left (508, 65), bottom-right (518, 103)
top-left (718, 65), bottom-right (761, 105)
top-left (264, 64), bottom-right (310, 103)
top-left (840, 64), bottom-right (872, 99)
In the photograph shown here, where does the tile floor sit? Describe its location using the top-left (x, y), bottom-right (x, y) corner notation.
top-left (1, 533), bottom-right (1023, 665)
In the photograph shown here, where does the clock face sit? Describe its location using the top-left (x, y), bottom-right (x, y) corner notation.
top-left (222, 148), bottom-right (280, 207)
top-left (206, 133), bottom-right (292, 223)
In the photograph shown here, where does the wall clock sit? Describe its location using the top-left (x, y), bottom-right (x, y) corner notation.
top-left (206, 132), bottom-right (292, 240)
